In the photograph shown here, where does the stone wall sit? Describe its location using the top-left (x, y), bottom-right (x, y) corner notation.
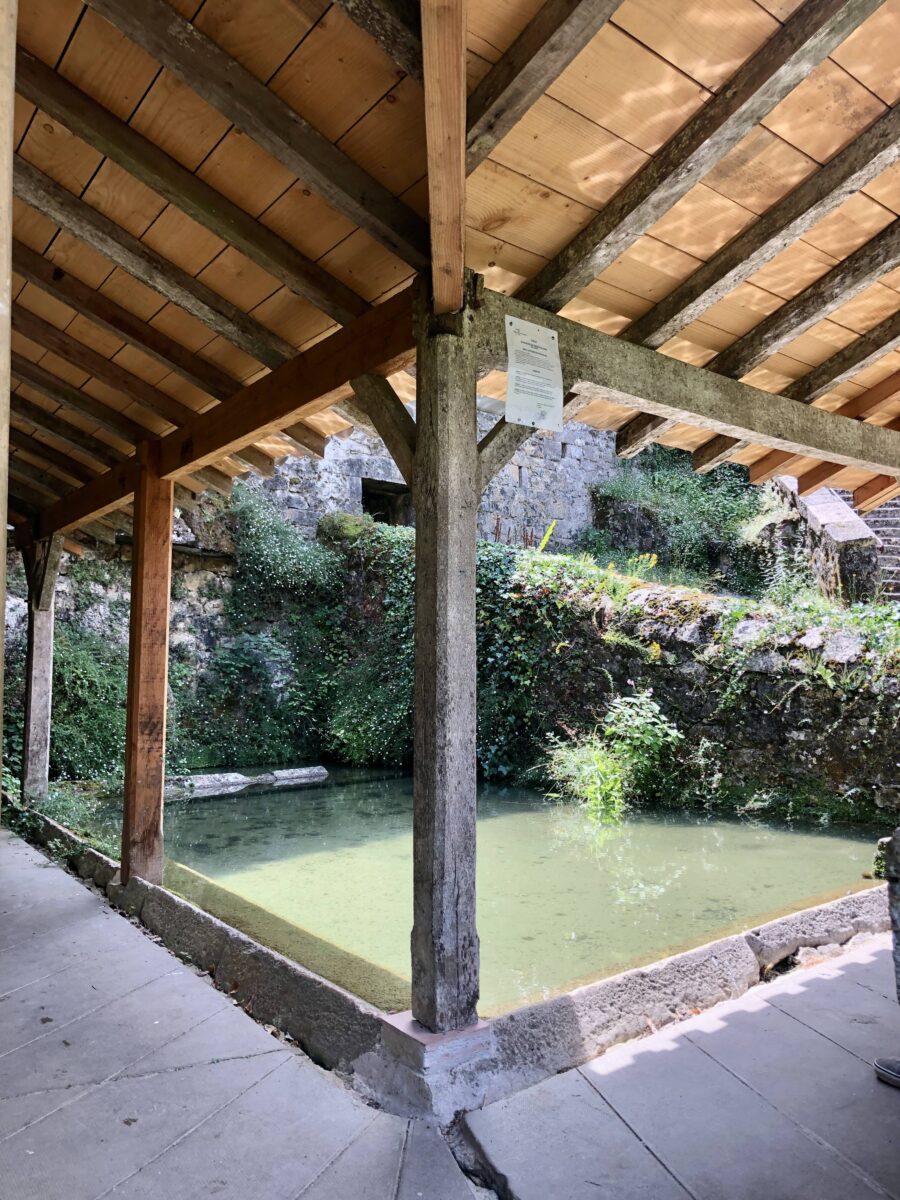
top-left (774, 479), bottom-right (881, 605)
top-left (262, 413), bottom-right (618, 547)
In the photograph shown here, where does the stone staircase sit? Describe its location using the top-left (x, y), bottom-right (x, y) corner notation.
top-left (860, 495), bottom-right (900, 601)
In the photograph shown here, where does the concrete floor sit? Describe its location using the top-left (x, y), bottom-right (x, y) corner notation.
top-left (0, 829), bottom-right (476, 1200)
top-left (466, 932), bottom-right (900, 1199)
top-left (5, 827), bottom-right (900, 1200)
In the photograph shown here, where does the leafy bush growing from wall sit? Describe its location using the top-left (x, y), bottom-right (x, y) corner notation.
top-left (581, 446), bottom-right (786, 595)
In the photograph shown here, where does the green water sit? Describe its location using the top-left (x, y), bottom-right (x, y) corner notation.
top-left (163, 771), bottom-right (878, 1016)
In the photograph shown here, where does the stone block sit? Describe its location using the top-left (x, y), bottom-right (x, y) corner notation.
top-left (140, 884), bottom-right (232, 972)
top-left (214, 932), bottom-right (383, 1070)
top-left (491, 934), bottom-right (760, 1088)
top-left (106, 873), bottom-right (152, 918)
top-left (75, 847), bottom-right (118, 888)
top-left (744, 885), bottom-right (889, 970)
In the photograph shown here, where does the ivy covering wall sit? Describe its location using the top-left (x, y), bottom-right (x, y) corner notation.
top-left (4, 481), bottom-right (900, 827)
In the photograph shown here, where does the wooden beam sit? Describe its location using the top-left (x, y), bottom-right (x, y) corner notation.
top-left (795, 460), bottom-right (849, 495)
top-left (37, 459), bottom-right (138, 537)
top-left (331, 0), bottom-right (422, 82)
top-left (230, 445), bottom-right (276, 477)
top-left (155, 286), bottom-right (416, 480)
top-left (9, 457), bottom-right (67, 498)
top-left (422, 0), bottom-right (466, 312)
top-left (14, 158), bottom-right (297, 369)
top-left (280, 421), bottom-right (328, 459)
top-left (12, 304), bottom-right (196, 427)
top-left (350, 374), bottom-right (417, 484)
top-left (711, 219), bottom-right (900, 380)
top-left (11, 352), bottom-right (149, 444)
top-left (12, 240), bottom-right (238, 401)
top-left (121, 443), bottom-right (173, 886)
top-left (475, 287), bottom-right (900, 479)
top-left (797, 413), bottom-right (900, 495)
top-left (9, 480), bottom-right (55, 512)
top-left (9, 427), bottom-right (98, 484)
top-left (15, 50), bottom-right (370, 328)
top-left (21, 534), bottom-right (63, 802)
top-left (477, 391), bottom-right (592, 487)
top-left (34, 288), bottom-right (416, 535)
top-left (516, 0), bottom-right (883, 312)
top-left (854, 474), bottom-right (900, 513)
top-left (83, 0), bottom-right (431, 271)
top-left (616, 412), bottom-right (677, 459)
top-left (466, 0), bottom-right (621, 173)
top-left (676, 220), bottom-right (900, 468)
top-left (411, 282), bottom-right (479, 1032)
top-left (732, 369), bottom-right (900, 484)
top-left (625, 105), bottom-right (900, 349)
top-left (785, 307), bottom-right (900, 406)
top-left (11, 393), bottom-right (122, 468)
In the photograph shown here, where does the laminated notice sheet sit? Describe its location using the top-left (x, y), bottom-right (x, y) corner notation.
top-left (504, 314), bottom-right (564, 431)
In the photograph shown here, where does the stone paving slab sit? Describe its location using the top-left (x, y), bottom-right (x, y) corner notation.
top-left (0, 831), bottom-right (477, 1200)
top-left (467, 937), bottom-right (900, 1200)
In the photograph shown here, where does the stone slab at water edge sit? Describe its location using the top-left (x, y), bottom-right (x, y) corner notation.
top-left (164, 766), bottom-right (328, 801)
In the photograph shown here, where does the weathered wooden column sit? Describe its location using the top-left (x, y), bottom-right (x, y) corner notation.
top-left (410, 281), bottom-right (480, 1031)
top-left (21, 536), bottom-right (63, 801)
top-left (0, 0), bottom-right (18, 801)
top-left (121, 442), bottom-right (173, 885)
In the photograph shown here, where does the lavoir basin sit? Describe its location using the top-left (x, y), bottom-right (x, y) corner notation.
top-left (161, 771), bottom-right (880, 1015)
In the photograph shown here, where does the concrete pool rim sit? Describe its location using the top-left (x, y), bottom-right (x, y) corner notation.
top-left (11, 806), bottom-right (890, 1124)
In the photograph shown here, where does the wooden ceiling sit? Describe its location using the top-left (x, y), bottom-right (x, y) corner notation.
top-left (9, 0), bottom-right (900, 539)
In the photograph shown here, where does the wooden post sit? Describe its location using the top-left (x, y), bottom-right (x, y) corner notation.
top-left (121, 442), bottom-right (173, 885)
top-left (21, 536), bottom-right (63, 802)
top-left (410, 281), bottom-right (480, 1031)
top-left (0, 0), bottom-right (18, 802)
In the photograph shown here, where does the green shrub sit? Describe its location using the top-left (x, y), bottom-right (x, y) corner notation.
top-left (546, 731), bottom-right (628, 823)
top-left (585, 446), bottom-right (778, 594)
top-left (50, 628), bottom-right (128, 781)
top-left (602, 692), bottom-right (684, 799)
top-left (545, 692), bottom-right (684, 822)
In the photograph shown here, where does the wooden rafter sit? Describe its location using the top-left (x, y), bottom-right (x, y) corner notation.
top-left (9, 428), bottom-right (98, 485)
top-left (625, 104), bottom-right (900, 350)
top-left (854, 475), bottom-right (900, 513)
top-left (37, 285), bottom-right (418, 535)
top-left (422, 0), bottom-right (466, 313)
top-left (15, 49), bottom-right (370, 328)
top-left (12, 304), bottom-right (196, 428)
top-left (14, 158), bottom-right (297, 369)
top-left (711, 219), bottom-right (900, 381)
top-left (785, 308), bottom-right (900, 406)
top-left (11, 352), bottom-right (149, 445)
top-left (11, 393), bottom-right (122, 469)
top-left (466, 0), bottom-right (622, 173)
top-left (12, 240), bottom-right (238, 401)
top-left (331, 0), bottom-right (422, 81)
top-left (672, 218), bottom-right (900, 468)
top-left (82, 0), bottom-right (431, 271)
top-left (516, 0), bottom-right (884, 313)
top-left (736, 368), bottom-right (900, 485)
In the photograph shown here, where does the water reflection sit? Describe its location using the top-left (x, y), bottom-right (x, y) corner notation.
top-left (157, 769), bottom-right (879, 1015)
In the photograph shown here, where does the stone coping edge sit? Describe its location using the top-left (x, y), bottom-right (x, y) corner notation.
top-left (7, 804), bottom-right (889, 1124)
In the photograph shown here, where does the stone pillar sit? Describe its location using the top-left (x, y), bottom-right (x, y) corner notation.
top-left (409, 282), bottom-right (480, 1032)
top-left (21, 537), bottom-right (63, 802)
top-left (121, 444), bottom-right (173, 885)
top-left (886, 829), bottom-right (900, 1005)
top-left (0, 0), bottom-right (18, 802)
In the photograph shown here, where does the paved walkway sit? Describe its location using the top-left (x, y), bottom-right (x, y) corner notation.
top-left (0, 830), bottom-right (476, 1200)
top-left (466, 932), bottom-right (900, 1199)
